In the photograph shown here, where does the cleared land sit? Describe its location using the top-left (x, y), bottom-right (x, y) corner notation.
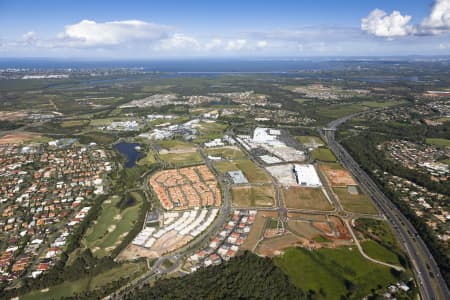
top-left (311, 148), bottom-right (337, 162)
top-left (333, 187), bottom-right (378, 214)
top-left (283, 187), bottom-right (332, 211)
top-left (159, 151), bottom-right (203, 165)
top-left (21, 261), bottom-right (146, 300)
top-left (83, 193), bottom-right (144, 258)
top-left (319, 163), bottom-right (356, 186)
top-left (240, 211), bottom-right (273, 251)
top-left (231, 185), bottom-right (275, 207)
top-left (0, 132), bottom-right (41, 144)
top-left (275, 247), bottom-right (399, 300)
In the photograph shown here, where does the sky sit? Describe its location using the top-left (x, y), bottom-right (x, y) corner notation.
top-left (0, 0), bottom-right (449, 58)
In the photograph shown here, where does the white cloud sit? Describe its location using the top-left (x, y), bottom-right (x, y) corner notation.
top-left (21, 31), bottom-right (37, 43)
top-left (59, 19), bottom-right (171, 47)
top-left (156, 33), bottom-right (200, 50)
top-left (256, 40), bottom-right (268, 48)
top-left (225, 39), bottom-right (247, 51)
top-left (421, 0), bottom-right (450, 34)
top-left (205, 38), bottom-right (223, 50)
top-left (361, 9), bottom-right (414, 38)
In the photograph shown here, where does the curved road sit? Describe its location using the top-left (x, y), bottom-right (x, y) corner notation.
top-left (322, 111), bottom-right (449, 300)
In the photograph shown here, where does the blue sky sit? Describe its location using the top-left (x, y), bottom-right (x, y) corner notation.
top-left (0, 0), bottom-right (449, 58)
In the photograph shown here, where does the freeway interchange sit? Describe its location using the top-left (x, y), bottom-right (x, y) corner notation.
top-left (322, 111), bottom-right (450, 300)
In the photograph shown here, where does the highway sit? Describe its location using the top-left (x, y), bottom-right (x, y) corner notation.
top-left (321, 111), bottom-right (449, 300)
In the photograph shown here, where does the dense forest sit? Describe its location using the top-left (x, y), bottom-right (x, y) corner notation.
top-left (124, 252), bottom-right (307, 300)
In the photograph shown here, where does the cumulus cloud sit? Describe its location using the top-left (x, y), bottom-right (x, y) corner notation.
top-left (205, 38), bottom-right (223, 50)
top-left (361, 9), bottom-right (414, 37)
top-left (421, 0), bottom-right (450, 34)
top-left (225, 39), bottom-right (247, 51)
top-left (256, 40), bottom-right (268, 48)
top-left (156, 33), bottom-right (200, 50)
top-left (59, 19), bottom-right (171, 47)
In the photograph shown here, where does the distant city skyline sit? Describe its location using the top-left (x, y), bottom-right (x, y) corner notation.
top-left (1, 0), bottom-right (449, 58)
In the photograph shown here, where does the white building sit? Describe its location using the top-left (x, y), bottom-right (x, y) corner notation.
top-left (293, 164), bottom-right (322, 187)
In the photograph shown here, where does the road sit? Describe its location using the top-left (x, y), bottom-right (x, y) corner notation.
top-left (322, 111), bottom-right (449, 300)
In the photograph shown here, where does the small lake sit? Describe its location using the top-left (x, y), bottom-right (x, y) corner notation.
top-left (113, 142), bottom-right (143, 168)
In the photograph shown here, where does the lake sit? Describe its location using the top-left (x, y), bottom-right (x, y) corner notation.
top-left (113, 142), bottom-right (143, 168)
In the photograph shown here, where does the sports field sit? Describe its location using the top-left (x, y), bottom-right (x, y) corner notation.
top-left (333, 187), bottom-right (378, 214)
top-left (283, 187), bottom-right (332, 211)
top-left (83, 193), bottom-right (144, 258)
top-left (231, 185), bottom-right (275, 207)
top-left (274, 247), bottom-right (399, 300)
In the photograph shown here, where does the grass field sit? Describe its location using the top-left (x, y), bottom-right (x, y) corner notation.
top-left (355, 218), bottom-right (406, 267)
top-left (274, 247), bottom-right (399, 300)
top-left (235, 159), bottom-right (271, 183)
top-left (193, 121), bottom-right (228, 143)
top-left (60, 120), bottom-right (90, 128)
top-left (159, 151), bottom-right (203, 166)
top-left (311, 148), bottom-right (337, 162)
top-left (157, 139), bottom-right (196, 150)
top-left (213, 160), bottom-right (239, 173)
top-left (296, 135), bottom-right (324, 146)
top-left (425, 138), bottom-right (450, 147)
top-left (333, 187), bottom-right (378, 214)
top-left (137, 150), bottom-right (157, 165)
top-left (83, 193), bottom-right (144, 258)
top-left (231, 185), bottom-right (275, 207)
top-left (283, 187), bottom-right (332, 211)
top-left (213, 159), bottom-right (271, 183)
top-left (205, 146), bottom-right (246, 160)
top-left (361, 240), bottom-right (402, 266)
top-left (21, 261), bottom-right (146, 300)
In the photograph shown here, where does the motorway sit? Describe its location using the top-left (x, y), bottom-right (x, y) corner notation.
top-left (322, 111), bottom-right (450, 300)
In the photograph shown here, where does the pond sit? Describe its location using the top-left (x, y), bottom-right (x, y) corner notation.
top-left (113, 142), bottom-right (143, 168)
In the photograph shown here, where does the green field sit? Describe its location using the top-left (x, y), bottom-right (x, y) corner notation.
top-left (296, 135), bottom-right (324, 146)
top-left (60, 119), bottom-right (90, 128)
top-left (231, 185), bottom-right (275, 207)
top-left (21, 262), bottom-right (146, 300)
top-left (157, 139), bottom-right (196, 150)
top-left (137, 150), bottom-right (157, 165)
top-left (311, 147), bottom-right (337, 162)
top-left (355, 219), bottom-right (406, 267)
top-left (361, 240), bottom-right (402, 266)
top-left (159, 151), bottom-right (203, 166)
top-left (213, 159), bottom-right (271, 183)
top-left (425, 138), bottom-right (450, 147)
top-left (235, 159), bottom-right (271, 183)
top-left (83, 192), bottom-right (144, 258)
top-left (205, 147), bottom-right (246, 160)
top-left (274, 247), bottom-right (400, 300)
top-left (333, 187), bottom-right (378, 214)
top-left (213, 161), bottom-right (240, 173)
top-left (193, 121), bottom-right (228, 143)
